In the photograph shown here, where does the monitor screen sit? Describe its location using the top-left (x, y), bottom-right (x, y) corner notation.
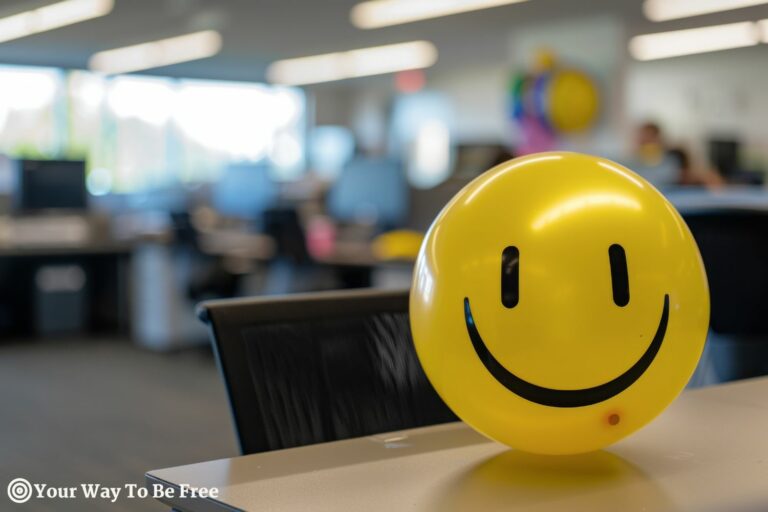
top-left (16, 159), bottom-right (87, 211)
top-left (212, 162), bottom-right (277, 219)
top-left (708, 139), bottom-right (740, 176)
top-left (327, 157), bottom-right (408, 227)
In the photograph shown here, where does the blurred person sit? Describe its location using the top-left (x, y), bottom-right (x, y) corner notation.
top-left (628, 121), bottom-right (679, 188)
top-left (668, 146), bottom-right (724, 189)
top-left (635, 122), bottom-right (665, 164)
top-left (631, 122), bottom-right (722, 189)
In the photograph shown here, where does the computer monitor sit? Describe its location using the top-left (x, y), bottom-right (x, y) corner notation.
top-left (327, 157), bottom-right (408, 228)
top-left (15, 159), bottom-right (87, 212)
top-left (212, 162), bottom-right (277, 219)
top-left (708, 139), bottom-right (740, 177)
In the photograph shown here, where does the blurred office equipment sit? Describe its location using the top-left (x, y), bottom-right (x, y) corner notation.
top-left (131, 208), bottom-right (275, 351)
top-left (14, 159), bottom-right (87, 211)
top-left (403, 144), bottom-right (506, 232)
top-left (328, 157), bottom-right (408, 229)
top-left (132, 241), bottom-right (207, 350)
top-left (212, 162), bottom-right (277, 219)
top-left (4, 159), bottom-right (92, 259)
top-left (0, 159), bottom-right (131, 337)
top-left (408, 176), bottom-right (473, 231)
top-left (454, 143), bottom-right (513, 176)
top-left (309, 125), bottom-right (355, 180)
top-left (708, 139), bottom-right (739, 178)
top-left (0, 154), bottom-right (15, 209)
top-left (262, 207), bottom-right (311, 265)
top-left (34, 264), bottom-right (87, 336)
top-left (259, 205), bottom-right (318, 295)
top-left (198, 288), bottom-right (456, 455)
top-left (0, 240), bottom-right (130, 337)
top-left (405, 144), bottom-right (509, 231)
top-left (682, 208), bottom-right (768, 381)
top-left (708, 138), bottom-right (763, 185)
top-left (171, 211), bottom-right (241, 303)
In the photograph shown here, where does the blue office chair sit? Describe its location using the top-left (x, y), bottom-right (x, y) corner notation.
top-left (198, 289), bottom-right (457, 455)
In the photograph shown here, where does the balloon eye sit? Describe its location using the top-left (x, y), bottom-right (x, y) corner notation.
top-left (609, 244), bottom-right (630, 307)
top-left (501, 246), bottom-right (519, 308)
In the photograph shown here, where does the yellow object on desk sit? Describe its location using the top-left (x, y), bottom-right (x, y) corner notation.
top-left (410, 152), bottom-right (709, 454)
top-left (372, 229), bottom-right (424, 261)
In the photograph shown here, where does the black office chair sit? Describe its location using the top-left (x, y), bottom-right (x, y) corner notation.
top-left (168, 211), bottom-right (240, 301)
top-left (198, 288), bottom-right (457, 455)
top-left (683, 209), bottom-right (768, 381)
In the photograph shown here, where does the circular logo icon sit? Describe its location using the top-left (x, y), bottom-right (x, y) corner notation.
top-left (410, 152), bottom-right (709, 454)
top-left (7, 478), bottom-right (33, 504)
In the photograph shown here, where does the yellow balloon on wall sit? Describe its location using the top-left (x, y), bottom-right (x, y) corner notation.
top-left (410, 152), bottom-right (709, 454)
top-left (545, 70), bottom-right (599, 133)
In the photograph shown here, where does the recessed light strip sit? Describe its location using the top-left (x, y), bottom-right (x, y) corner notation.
top-left (0, 0), bottom-right (114, 44)
top-left (350, 0), bottom-right (529, 29)
top-left (644, 0), bottom-right (768, 22)
top-left (88, 30), bottom-right (223, 75)
top-left (267, 41), bottom-right (438, 86)
top-left (629, 22), bottom-right (760, 61)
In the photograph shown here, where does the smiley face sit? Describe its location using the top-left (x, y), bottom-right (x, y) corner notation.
top-left (465, 244), bottom-right (669, 408)
top-left (410, 152), bottom-right (709, 455)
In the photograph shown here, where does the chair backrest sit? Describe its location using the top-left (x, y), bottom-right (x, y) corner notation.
top-left (683, 209), bottom-right (768, 335)
top-left (198, 288), bottom-right (457, 455)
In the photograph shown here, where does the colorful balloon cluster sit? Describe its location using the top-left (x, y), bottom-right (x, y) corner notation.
top-left (510, 50), bottom-right (600, 154)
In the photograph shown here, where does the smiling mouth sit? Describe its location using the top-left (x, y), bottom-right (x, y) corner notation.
top-left (464, 294), bottom-right (670, 408)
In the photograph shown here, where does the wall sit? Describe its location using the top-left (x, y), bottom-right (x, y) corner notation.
top-left (312, 16), bottom-right (768, 173)
top-left (427, 63), bottom-right (510, 144)
top-left (426, 15), bottom-right (628, 154)
top-left (626, 44), bottom-right (768, 170)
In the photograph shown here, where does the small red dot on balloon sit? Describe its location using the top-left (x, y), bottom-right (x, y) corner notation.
top-left (608, 414), bottom-right (620, 426)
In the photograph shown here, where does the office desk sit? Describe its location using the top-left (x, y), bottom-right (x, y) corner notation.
top-left (0, 240), bottom-right (132, 336)
top-left (147, 377), bottom-right (768, 512)
top-left (667, 187), bottom-right (768, 213)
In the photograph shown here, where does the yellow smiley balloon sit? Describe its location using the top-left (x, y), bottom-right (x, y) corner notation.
top-left (410, 152), bottom-right (709, 455)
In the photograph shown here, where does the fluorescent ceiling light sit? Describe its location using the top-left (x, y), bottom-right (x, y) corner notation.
top-left (89, 30), bottom-right (222, 74)
top-left (644, 0), bottom-right (768, 22)
top-left (267, 41), bottom-right (438, 86)
top-left (351, 0), bottom-right (529, 29)
top-left (757, 19), bottom-right (768, 41)
top-left (629, 22), bottom-right (759, 61)
top-left (0, 0), bottom-right (113, 44)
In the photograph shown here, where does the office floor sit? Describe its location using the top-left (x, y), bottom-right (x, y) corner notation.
top-left (0, 338), bottom-right (236, 511)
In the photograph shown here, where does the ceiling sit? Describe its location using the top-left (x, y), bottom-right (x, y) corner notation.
top-left (0, 0), bottom-right (767, 86)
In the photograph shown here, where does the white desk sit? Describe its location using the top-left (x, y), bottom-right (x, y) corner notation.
top-left (147, 377), bottom-right (768, 512)
top-left (667, 187), bottom-right (768, 212)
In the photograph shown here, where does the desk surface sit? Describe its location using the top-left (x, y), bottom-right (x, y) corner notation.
top-left (0, 240), bottom-right (132, 257)
top-left (147, 377), bottom-right (768, 512)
